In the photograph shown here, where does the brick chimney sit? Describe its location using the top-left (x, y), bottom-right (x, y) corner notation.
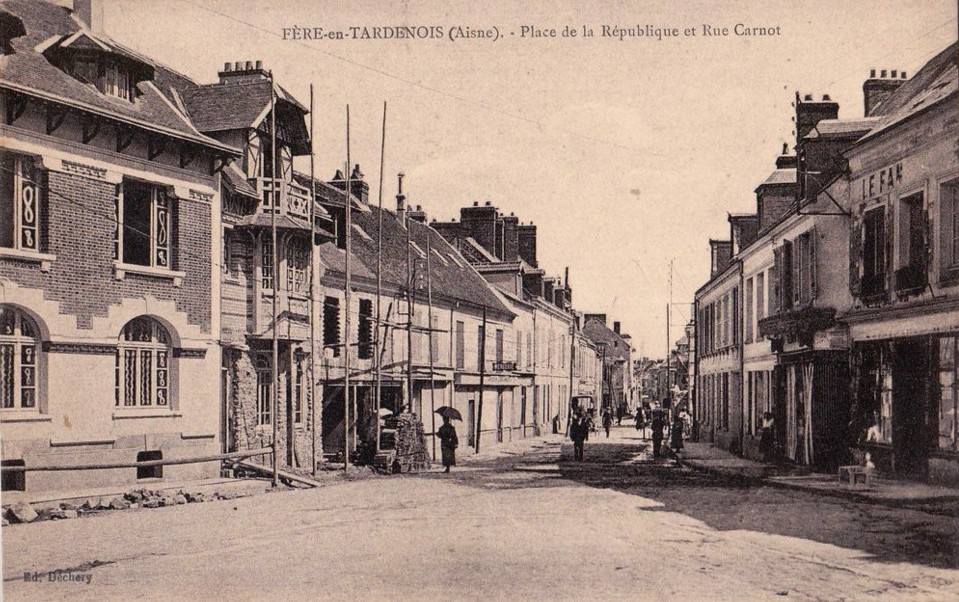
top-left (863, 68), bottom-right (907, 117)
top-left (709, 240), bottom-right (733, 277)
top-left (408, 204), bottom-right (427, 223)
top-left (459, 201), bottom-right (498, 257)
top-left (794, 92), bottom-right (839, 142)
top-left (503, 213), bottom-right (519, 262)
top-left (73, 0), bottom-right (104, 34)
top-left (517, 223), bottom-right (538, 267)
top-left (775, 143), bottom-right (796, 169)
top-left (217, 59), bottom-right (269, 85)
top-left (349, 164), bottom-right (369, 204)
top-left (613, 321), bottom-right (621, 335)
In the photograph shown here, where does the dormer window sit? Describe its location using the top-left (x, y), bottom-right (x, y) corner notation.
top-left (64, 54), bottom-right (136, 101)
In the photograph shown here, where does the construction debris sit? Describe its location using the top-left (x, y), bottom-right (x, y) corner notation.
top-left (393, 412), bottom-right (431, 472)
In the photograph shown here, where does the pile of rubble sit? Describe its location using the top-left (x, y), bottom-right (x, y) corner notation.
top-left (3, 487), bottom-right (248, 526)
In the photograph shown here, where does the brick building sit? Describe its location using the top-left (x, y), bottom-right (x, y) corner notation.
top-left (0, 0), bottom-right (238, 492)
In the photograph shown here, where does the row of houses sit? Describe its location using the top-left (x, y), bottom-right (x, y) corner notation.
top-left (692, 43), bottom-right (959, 485)
top-left (0, 0), bottom-right (634, 494)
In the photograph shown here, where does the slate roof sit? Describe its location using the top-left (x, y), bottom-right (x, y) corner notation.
top-left (803, 117), bottom-right (882, 139)
top-left (0, 0), bottom-right (236, 154)
top-left (306, 177), bottom-right (512, 317)
top-left (858, 43), bottom-right (958, 144)
top-left (582, 319), bottom-right (631, 361)
top-left (757, 168), bottom-right (797, 188)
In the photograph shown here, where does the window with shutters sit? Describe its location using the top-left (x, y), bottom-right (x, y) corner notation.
top-left (862, 207), bottom-right (887, 299)
top-left (895, 191), bottom-right (927, 293)
top-left (793, 230), bottom-right (817, 307)
top-left (495, 329), bottom-right (504, 363)
top-left (454, 321), bottom-right (465, 369)
top-left (756, 272), bottom-right (766, 323)
top-left (358, 299), bottom-right (373, 359)
top-left (477, 324), bottom-right (485, 371)
top-left (323, 296), bottom-right (340, 357)
top-left (780, 240), bottom-right (793, 312)
top-left (940, 179), bottom-right (959, 282)
top-left (0, 154), bottom-right (45, 253)
top-left (745, 278), bottom-right (754, 344)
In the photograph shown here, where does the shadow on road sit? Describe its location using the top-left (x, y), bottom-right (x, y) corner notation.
top-left (430, 431), bottom-right (959, 570)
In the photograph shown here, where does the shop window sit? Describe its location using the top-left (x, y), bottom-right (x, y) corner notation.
top-left (0, 307), bottom-right (41, 411)
top-left (939, 336), bottom-right (957, 452)
top-left (861, 207), bottom-right (887, 299)
top-left (118, 180), bottom-right (172, 268)
top-left (0, 154), bottom-right (43, 252)
top-left (895, 191), bottom-right (927, 293)
top-left (136, 450), bottom-right (162, 480)
top-left (115, 317), bottom-right (171, 408)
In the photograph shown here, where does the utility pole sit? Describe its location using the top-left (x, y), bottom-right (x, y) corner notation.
top-left (405, 175), bottom-right (413, 416)
top-left (374, 103), bottom-right (386, 453)
top-left (343, 107), bottom-right (352, 471)
top-left (475, 305), bottom-right (487, 453)
top-left (308, 84), bottom-right (317, 477)
top-left (426, 234), bottom-right (437, 460)
top-left (667, 259), bottom-right (673, 412)
top-left (268, 70), bottom-right (279, 488)
top-left (565, 267), bottom-right (575, 438)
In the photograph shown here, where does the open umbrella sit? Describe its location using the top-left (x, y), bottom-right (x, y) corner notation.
top-left (434, 406), bottom-right (463, 421)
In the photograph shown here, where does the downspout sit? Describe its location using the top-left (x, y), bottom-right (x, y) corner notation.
top-left (737, 257), bottom-right (746, 456)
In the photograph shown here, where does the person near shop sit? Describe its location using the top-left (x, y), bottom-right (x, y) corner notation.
top-left (602, 409), bottom-right (613, 438)
top-left (437, 415), bottom-right (458, 473)
top-left (635, 406), bottom-right (646, 435)
top-left (760, 412), bottom-right (775, 463)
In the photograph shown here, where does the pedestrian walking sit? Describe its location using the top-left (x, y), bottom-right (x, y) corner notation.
top-left (635, 406), bottom-right (645, 436)
top-left (670, 415), bottom-right (684, 453)
top-left (602, 409), bottom-right (613, 438)
top-left (437, 415), bottom-right (458, 473)
top-left (570, 409), bottom-right (588, 461)
top-left (651, 411), bottom-right (665, 458)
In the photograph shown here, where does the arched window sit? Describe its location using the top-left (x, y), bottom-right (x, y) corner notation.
top-left (0, 307), bottom-right (40, 410)
top-left (116, 317), bottom-right (171, 408)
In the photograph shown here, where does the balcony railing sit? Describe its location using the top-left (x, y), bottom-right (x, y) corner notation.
top-left (255, 177), bottom-right (312, 220)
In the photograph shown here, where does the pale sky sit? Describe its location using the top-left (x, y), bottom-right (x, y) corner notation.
top-left (88, 0), bottom-right (956, 358)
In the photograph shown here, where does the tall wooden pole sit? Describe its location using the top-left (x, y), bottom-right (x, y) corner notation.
top-left (269, 70), bottom-right (279, 488)
top-left (426, 233), bottom-right (437, 460)
top-left (374, 102), bottom-right (386, 452)
top-left (475, 305), bottom-right (487, 453)
top-left (343, 106), bottom-right (352, 471)
top-left (308, 84), bottom-right (318, 477)
top-left (565, 269), bottom-right (574, 438)
top-left (405, 186), bottom-right (414, 415)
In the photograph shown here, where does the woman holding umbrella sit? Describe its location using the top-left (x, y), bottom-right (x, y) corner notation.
top-left (435, 407), bottom-right (460, 473)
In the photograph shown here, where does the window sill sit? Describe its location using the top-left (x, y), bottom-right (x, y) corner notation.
top-left (1, 411), bottom-right (51, 423)
top-left (0, 248), bottom-right (56, 272)
top-left (113, 409), bottom-right (182, 419)
top-left (114, 262), bottom-right (185, 287)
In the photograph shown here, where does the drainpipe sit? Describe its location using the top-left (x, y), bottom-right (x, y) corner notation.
top-left (737, 257), bottom-right (746, 456)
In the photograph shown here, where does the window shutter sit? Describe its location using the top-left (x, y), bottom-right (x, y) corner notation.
top-left (772, 247), bottom-right (782, 314)
top-left (883, 204), bottom-right (892, 292)
top-left (922, 206), bottom-right (931, 275)
top-left (788, 239), bottom-right (799, 308)
top-left (810, 228), bottom-right (818, 299)
top-left (849, 214), bottom-right (863, 296)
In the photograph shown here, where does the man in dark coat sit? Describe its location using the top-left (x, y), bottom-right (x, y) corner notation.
top-left (437, 415), bottom-right (458, 473)
top-left (651, 412), bottom-right (665, 458)
top-left (570, 410), bottom-right (588, 461)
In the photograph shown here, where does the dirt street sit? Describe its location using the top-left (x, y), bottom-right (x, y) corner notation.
top-left (4, 426), bottom-right (959, 601)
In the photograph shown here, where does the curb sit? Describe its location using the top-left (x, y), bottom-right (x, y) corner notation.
top-left (675, 455), bottom-right (959, 508)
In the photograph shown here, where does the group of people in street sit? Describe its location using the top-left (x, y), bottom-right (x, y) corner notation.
top-left (568, 403), bottom-right (688, 462)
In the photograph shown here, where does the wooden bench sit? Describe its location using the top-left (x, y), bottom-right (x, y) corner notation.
top-left (838, 465), bottom-right (873, 488)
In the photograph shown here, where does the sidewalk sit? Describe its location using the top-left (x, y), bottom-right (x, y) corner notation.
top-left (676, 441), bottom-right (959, 506)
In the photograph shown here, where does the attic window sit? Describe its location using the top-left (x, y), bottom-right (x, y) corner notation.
top-left (431, 248), bottom-right (449, 266)
top-left (61, 53), bottom-right (138, 101)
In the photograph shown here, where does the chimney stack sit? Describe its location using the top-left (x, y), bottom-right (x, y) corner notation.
top-left (795, 91), bottom-right (839, 141)
top-left (349, 164), bottom-right (369, 204)
top-left (863, 68), bottom-right (907, 117)
top-left (614, 321), bottom-right (621, 335)
top-left (218, 59), bottom-right (269, 84)
top-left (74, 0), bottom-right (104, 35)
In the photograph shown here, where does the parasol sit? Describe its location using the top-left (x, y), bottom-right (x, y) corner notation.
top-left (434, 406), bottom-right (463, 421)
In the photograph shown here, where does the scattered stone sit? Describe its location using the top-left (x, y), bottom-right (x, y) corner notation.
top-left (185, 492), bottom-right (205, 503)
top-left (63, 509), bottom-right (79, 519)
top-left (47, 508), bottom-right (68, 520)
top-left (81, 498), bottom-right (101, 510)
top-left (129, 503), bottom-right (139, 510)
top-left (2, 517), bottom-right (8, 526)
top-left (160, 496), bottom-right (175, 507)
top-left (124, 490), bottom-right (145, 503)
top-left (142, 499), bottom-right (161, 509)
top-left (59, 501), bottom-right (78, 512)
top-left (172, 494), bottom-right (187, 505)
top-left (109, 497), bottom-right (130, 511)
top-left (7, 501), bottom-right (38, 524)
